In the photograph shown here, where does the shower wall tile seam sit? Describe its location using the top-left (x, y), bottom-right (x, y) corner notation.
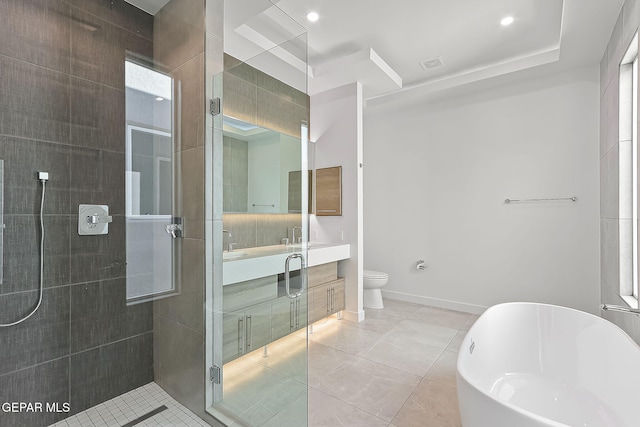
top-left (2, 213), bottom-right (72, 217)
top-left (67, 331), bottom-right (154, 359)
top-left (0, 274), bottom-right (134, 293)
top-left (0, 282), bottom-right (71, 296)
top-left (0, 137), bottom-right (68, 156)
top-left (180, 148), bottom-right (206, 158)
top-left (153, 313), bottom-right (203, 335)
top-left (0, 354), bottom-right (71, 380)
top-left (601, 65), bottom-right (618, 98)
top-left (166, 50), bottom-right (205, 75)
top-left (68, 274), bottom-right (72, 408)
top-left (67, 73), bottom-right (126, 95)
top-left (67, 356), bottom-right (71, 415)
top-left (0, 127), bottom-right (131, 156)
top-left (600, 142), bottom-right (621, 160)
top-left (62, 3), bottom-right (154, 43)
top-left (65, 276), bottom-right (127, 288)
top-left (0, 52), bottom-right (70, 79)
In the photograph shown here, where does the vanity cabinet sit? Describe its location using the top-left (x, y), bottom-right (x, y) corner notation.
top-left (307, 262), bottom-right (345, 323)
top-left (310, 279), bottom-right (345, 322)
top-left (271, 295), bottom-right (307, 342)
top-left (222, 275), bottom-right (277, 364)
top-left (315, 166), bottom-right (342, 216)
top-left (222, 260), bottom-right (346, 363)
top-left (223, 302), bottom-right (272, 364)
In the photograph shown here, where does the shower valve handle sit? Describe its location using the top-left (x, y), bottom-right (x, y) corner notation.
top-left (87, 214), bottom-right (113, 225)
top-left (164, 218), bottom-right (185, 239)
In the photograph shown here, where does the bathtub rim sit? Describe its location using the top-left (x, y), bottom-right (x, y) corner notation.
top-left (456, 301), bottom-right (640, 427)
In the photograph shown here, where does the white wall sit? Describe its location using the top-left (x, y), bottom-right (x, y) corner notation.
top-left (600, 0), bottom-right (640, 344)
top-left (247, 133), bottom-right (301, 213)
top-left (248, 134), bottom-right (280, 212)
top-left (311, 82), bottom-right (364, 321)
top-left (364, 66), bottom-right (601, 315)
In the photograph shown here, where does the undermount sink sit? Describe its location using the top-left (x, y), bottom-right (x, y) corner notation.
top-left (223, 251), bottom-right (247, 260)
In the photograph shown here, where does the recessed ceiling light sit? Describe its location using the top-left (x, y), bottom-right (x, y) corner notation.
top-left (307, 12), bottom-right (319, 22)
top-left (155, 96), bottom-right (164, 101)
top-left (500, 16), bottom-right (514, 26)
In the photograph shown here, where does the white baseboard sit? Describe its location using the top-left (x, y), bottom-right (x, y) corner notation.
top-left (341, 309), bottom-right (365, 323)
top-left (381, 290), bottom-right (487, 315)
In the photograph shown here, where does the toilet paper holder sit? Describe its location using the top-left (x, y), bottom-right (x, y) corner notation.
top-left (416, 260), bottom-right (426, 270)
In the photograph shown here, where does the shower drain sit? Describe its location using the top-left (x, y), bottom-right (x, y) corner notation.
top-left (121, 405), bottom-right (168, 427)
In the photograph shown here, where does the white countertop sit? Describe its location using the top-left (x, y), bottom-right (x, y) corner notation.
top-left (222, 243), bottom-right (350, 285)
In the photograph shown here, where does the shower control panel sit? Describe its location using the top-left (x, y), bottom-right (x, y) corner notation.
top-left (78, 204), bottom-right (112, 235)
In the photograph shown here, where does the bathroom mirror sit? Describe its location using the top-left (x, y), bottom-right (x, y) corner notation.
top-left (223, 116), bottom-right (304, 213)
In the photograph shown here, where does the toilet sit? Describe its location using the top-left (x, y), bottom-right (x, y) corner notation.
top-left (363, 269), bottom-right (389, 309)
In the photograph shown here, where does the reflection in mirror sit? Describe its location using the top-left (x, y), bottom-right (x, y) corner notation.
top-left (125, 59), bottom-right (177, 303)
top-left (223, 116), bottom-right (302, 214)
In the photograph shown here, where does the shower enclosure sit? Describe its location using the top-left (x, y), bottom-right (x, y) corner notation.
top-left (0, 1), bottom-right (160, 426)
top-left (0, 0), bottom-right (309, 426)
top-left (205, 1), bottom-right (310, 425)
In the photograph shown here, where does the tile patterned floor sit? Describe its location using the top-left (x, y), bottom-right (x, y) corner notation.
top-left (50, 299), bottom-right (477, 427)
top-left (306, 299), bottom-right (478, 427)
top-left (219, 299), bottom-right (477, 426)
top-left (49, 382), bottom-right (209, 427)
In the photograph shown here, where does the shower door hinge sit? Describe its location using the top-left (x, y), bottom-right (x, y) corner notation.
top-left (210, 365), bottom-right (221, 384)
top-left (210, 98), bottom-right (221, 116)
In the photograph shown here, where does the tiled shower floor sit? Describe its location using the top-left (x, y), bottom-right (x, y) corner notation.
top-left (49, 382), bottom-right (208, 427)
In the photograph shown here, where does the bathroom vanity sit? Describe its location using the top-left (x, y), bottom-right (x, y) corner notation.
top-left (221, 243), bottom-right (349, 363)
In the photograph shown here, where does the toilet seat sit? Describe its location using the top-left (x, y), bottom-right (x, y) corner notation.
top-left (364, 269), bottom-right (388, 280)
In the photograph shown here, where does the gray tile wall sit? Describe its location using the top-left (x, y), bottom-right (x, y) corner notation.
top-left (224, 54), bottom-right (309, 139)
top-left (221, 56), bottom-right (310, 251)
top-left (152, 0), bottom-right (221, 425)
top-left (0, 1), bottom-right (155, 425)
top-left (149, 2), bottom-right (307, 425)
top-left (223, 136), bottom-right (248, 212)
top-left (600, 0), bottom-right (640, 344)
top-left (223, 213), bottom-right (303, 249)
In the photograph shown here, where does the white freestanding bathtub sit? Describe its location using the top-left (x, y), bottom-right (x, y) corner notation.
top-left (456, 302), bottom-right (640, 427)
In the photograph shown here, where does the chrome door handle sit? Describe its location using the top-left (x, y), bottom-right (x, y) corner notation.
top-left (326, 288), bottom-right (330, 313)
top-left (238, 317), bottom-right (244, 354)
top-left (285, 253), bottom-right (305, 299)
top-left (290, 300), bottom-right (295, 330)
top-left (246, 315), bottom-right (252, 350)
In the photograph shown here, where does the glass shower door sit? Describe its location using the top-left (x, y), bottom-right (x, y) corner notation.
top-left (205, 1), bottom-right (310, 425)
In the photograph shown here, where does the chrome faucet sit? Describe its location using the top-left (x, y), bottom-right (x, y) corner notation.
top-left (222, 229), bottom-right (234, 252)
top-left (291, 226), bottom-right (302, 244)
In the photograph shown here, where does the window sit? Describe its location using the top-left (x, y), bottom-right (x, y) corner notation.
top-left (619, 32), bottom-right (639, 306)
top-left (124, 59), bottom-right (177, 304)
